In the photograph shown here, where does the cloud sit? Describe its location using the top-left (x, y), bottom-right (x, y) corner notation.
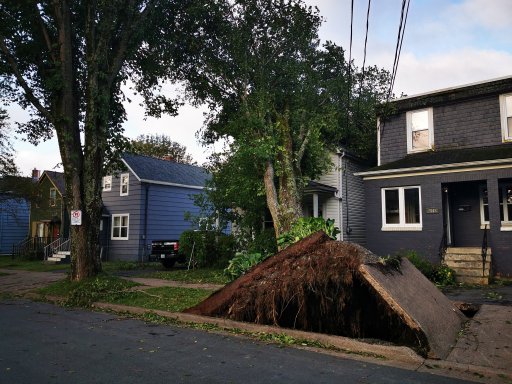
top-left (448, 0), bottom-right (512, 30)
top-left (391, 48), bottom-right (512, 96)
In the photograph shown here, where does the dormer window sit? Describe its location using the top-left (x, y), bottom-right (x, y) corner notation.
top-left (406, 108), bottom-right (434, 153)
top-left (500, 94), bottom-right (512, 142)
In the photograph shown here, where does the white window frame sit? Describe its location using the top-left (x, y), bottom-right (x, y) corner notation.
top-left (111, 213), bottom-right (129, 240)
top-left (103, 175), bottom-right (112, 191)
top-left (499, 93), bottom-right (512, 142)
top-left (381, 186), bottom-right (422, 231)
top-left (479, 185), bottom-right (490, 229)
top-left (406, 108), bottom-right (434, 154)
top-left (49, 188), bottom-right (57, 207)
top-left (120, 173), bottom-right (129, 196)
top-left (500, 184), bottom-right (512, 231)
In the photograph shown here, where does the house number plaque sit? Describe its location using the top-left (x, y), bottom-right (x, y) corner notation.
top-left (426, 208), bottom-right (439, 214)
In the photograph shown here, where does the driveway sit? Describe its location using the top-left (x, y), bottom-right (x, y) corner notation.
top-left (0, 268), bottom-right (65, 294)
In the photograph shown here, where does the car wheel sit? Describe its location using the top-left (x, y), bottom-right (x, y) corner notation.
top-left (161, 259), bottom-right (175, 269)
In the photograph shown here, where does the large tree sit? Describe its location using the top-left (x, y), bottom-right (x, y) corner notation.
top-left (0, 108), bottom-right (17, 177)
top-left (129, 134), bottom-right (196, 164)
top-left (0, 1), bottom-right (212, 280)
top-left (179, 0), bottom-right (389, 239)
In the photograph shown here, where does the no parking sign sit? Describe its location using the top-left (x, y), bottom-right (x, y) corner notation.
top-left (71, 210), bottom-right (82, 225)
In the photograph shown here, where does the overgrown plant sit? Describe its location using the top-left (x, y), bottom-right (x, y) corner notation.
top-left (224, 252), bottom-right (269, 281)
top-left (402, 250), bottom-right (456, 286)
top-left (277, 217), bottom-right (340, 249)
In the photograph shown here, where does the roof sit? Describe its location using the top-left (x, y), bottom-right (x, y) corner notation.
top-left (122, 153), bottom-right (210, 189)
top-left (41, 171), bottom-right (65, 195)
top-left (381, 76), bottom-right (512, 115)
top-left (304, 181), bottom-right (337, 195)
top-left (358, 144), bottom-right (512, 177)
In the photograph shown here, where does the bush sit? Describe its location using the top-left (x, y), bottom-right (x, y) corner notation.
top-left (402, 250), bottom-right (456, 286)
top-left (179, 230), bottom-right (236, 268)
top-left (247, 228), bottom-right (277, 256)
top-left (277, 217), bottom-right (340, 249)
top-left (224, 252), bottom-right (269, 281)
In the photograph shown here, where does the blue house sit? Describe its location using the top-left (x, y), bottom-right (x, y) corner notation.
top-left (0, 177), bottom-right (30, 255)
top-left (101, 153), bottom-right (210, 262)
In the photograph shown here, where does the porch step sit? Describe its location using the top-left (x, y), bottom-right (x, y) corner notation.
top-left (444, 247), bottom-right (491, 285)
top-left (47, 251), bottom-right (71, 264)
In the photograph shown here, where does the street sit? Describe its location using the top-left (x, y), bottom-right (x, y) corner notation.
top-left (0, 300), bottom-right (474, 384)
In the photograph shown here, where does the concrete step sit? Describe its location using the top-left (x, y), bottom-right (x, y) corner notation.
top-left (445, 247), bottom-right (482, 255)
top-left (444, 247), bottom-right (491, 285)
top-left (455, 276), bottom-right (489, 285)
top-left (445, 254), bottom-right (492, 263)
top-left (444, 260), bottom-right (491, 270)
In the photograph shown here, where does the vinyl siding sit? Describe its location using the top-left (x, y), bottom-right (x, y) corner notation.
top-left (342, 158), bottom-right (367, 245)
top-left (0, 198), bottom-right (29, 254)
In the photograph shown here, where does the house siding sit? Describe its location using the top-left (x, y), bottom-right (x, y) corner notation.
top-left (29, 175), bottom-right (67, 238)
top-left (343, 158), bottom-right (367, 245)
top-left (380, 94), bottom-right (504, 166)
top-left (0, 198), bottom-right (29, 254)
top-left (364, 167), bottom-right (512, 276)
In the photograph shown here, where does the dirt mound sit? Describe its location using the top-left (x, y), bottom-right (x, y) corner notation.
top-left (185, 231), bottom-right (464, 358)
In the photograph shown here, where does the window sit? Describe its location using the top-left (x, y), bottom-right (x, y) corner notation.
top-left (499, 184), bottom-right (512, 230)
top-left (406, 108), bottom-right (434, 153)
top-left (120, 173), bottom-right (129, 196)
top-left (111, 214), bottom-right (129, 240)
top-left (500, 94), bottom-right (512, 142)
top-left (49, 188), bottom-right (57, 207)
top-left (103, 175), bottom-right (112, 191)
top-left (479, 185), bottom-right (490, 228)
top-left (382, 186), bottom-right (422, 230)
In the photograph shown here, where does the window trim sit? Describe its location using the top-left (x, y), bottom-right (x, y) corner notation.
top-left (500, 184), bottom-right (512, 231)
top-left (120, 173), bottom-right (129, 196)
top-left (49, 188), bottom-right (57, 207)
top-left (479, 185), bottom-right (490, 229)
top-left (381, 186), bottom-right (423, 231)
top-left (499, 93), bottom-right (512, 142)
top-left (111, 213), bottom-right (129, 240)
top-left (406, 108), bottom-right (434, 154)
top-left (103, 175), bottom-right (112, 192)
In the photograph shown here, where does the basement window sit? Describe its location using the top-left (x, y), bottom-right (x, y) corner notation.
top-left (381, 186), bottom-right (422, 231)
top-left (500, 94), bottom-right (512, 142)
top-left (111, 214), bottom-right (129, 240)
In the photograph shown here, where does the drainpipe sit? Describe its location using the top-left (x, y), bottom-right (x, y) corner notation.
top-left (143, 183), bottom-right (149, 264)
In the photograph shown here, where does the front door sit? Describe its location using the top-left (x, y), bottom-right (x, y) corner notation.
top-left (52, 224), bottom-right (60, 240)
top-left (448, 181), bottom-right (484, 247)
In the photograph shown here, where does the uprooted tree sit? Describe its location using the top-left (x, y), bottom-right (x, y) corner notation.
top-left (179, 0), bottom-right (390, 240)
top-left (0, 1), bottom-right (216, 280)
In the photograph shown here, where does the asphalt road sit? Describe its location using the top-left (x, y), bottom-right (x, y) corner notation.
top-left (0, 300), bottom-right (473, 384)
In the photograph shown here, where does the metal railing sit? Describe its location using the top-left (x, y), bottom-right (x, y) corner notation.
top-left (44, 238), bottom-right (70, 260)
top-left (481, 224), bottom-right (488, 277)
top-left (12, 237), bottom-right (55, 259)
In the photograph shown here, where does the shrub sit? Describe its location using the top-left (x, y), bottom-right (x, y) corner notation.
top-left (247, 228), bottom-right (277, 256)
top-left (224, 252), bottom-right (269, 281)
top-left (179, 230), bottom-right (236, 268)
top-left (277, 217), bottom-right (340, 249)
top-left (402, 250), bottom-right (456, 286)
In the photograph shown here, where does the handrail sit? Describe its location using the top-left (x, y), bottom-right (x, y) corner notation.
top-left (481, 224), bottom-right (488, 277)
top-left (12, 237), bottom-right (54, 259)
top-left (438, 224), bottom-right (448, 263)
top-left (44, 238), bottom-right (70, 260)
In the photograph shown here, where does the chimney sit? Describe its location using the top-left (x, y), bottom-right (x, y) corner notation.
top-left (32, 168), bottom-right (41, 181)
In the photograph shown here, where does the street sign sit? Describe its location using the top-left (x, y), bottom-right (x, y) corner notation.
top-left (71, 210), bottom-right (82, 225)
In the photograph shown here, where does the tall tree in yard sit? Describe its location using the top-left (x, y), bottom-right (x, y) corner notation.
top-left (129, 134), bottom-right (196, 165)
top-left (0, 1), bottom-right (211, 280)
top-left (180, 0), bottom-right (389, 239)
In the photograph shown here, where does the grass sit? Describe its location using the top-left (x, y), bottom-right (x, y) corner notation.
top-left (107, 286), bottom-right (214, 312)
top-left (0, 255), bottom-right (69, 272)
top-left (142, 268), bottom-right (229, 285)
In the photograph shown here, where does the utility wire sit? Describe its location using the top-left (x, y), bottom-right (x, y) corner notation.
top-left (355, 0), bottom-right (372, 116)
top-left (387, 0), bottom-right (410, 101)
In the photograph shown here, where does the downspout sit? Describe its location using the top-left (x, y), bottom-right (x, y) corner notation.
top-left (143, 183), bottom-right (149, 264)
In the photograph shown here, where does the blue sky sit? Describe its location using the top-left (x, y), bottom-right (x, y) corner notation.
top-left (8, 0), bottom-right (512, 175)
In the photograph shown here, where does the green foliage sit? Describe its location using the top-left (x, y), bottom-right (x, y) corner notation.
top-left (224, 252), bottom-right (269, 281)
top-left (39, 275), bottom-right (138, 307)
top-left (403, 250), bottom-right (456, 286)
top-left (179, 230), bottom-right (236, 268)
top-left (277, 217), bottom-right (341, 249)
top-left (0, 256), bottom-right (69, 272)
top-left (145, 268), bottom-right (229, 285)
top-left (129, 134), bottom-right (196, 164)
top-left (247, 228), bottom-right (278, 256)
top-left (0, 109), bottom-right (17, 177)
top-left (377, 255), bottom-right (402, 272)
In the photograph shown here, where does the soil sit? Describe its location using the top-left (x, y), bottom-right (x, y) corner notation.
top-left (185, 232), bottom-right (437, 355)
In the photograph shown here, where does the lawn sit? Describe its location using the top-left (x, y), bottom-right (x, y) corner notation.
top-left (108, 286), bottom-right (214, 312)
top-left (0, 255), bottom-right (70, 272)
top-left (142, 268), bottom-right (229, 285)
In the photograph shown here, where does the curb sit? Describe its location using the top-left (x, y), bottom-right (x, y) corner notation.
top-left (91, 301), bottom-right (512, 384)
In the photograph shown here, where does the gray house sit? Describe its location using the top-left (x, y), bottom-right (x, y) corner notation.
top-left (357, 76), bottom-right (512, 283)
top-left (101, 153), bottom-right (210, 262)
top-left (302, 150), bottom-right (368, 244)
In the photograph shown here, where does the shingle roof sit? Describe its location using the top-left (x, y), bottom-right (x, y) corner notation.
top-left (362, 144), bottom-right (512, 175)
top-left (122, 153), bottom-right (210, 188)
top-left (42, 171), bottom-right (65, 195)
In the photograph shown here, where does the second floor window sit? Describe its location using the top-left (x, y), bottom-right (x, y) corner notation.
top-left (406, 108), bottom-right (433, 153)
top-left (103, 176), bottom-right (112, 191)
top-left (500, 94), bottom-right (512, 142)
top-left (120, 173), bottom-right (129, 196)
top-left (49, 188), bottom-right (57, 207)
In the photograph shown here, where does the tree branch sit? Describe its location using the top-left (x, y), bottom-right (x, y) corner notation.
top-left (0, 37), bottom-right (54, 124)
top-left (32, 2), bottom-right (57, 62)
top-left (296, 126), bottom-right (312, 164)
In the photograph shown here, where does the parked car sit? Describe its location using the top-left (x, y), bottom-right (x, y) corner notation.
top-left (151, 240), bottom-right (185, 268)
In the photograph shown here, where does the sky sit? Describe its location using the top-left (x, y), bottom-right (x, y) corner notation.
top-left (6, 0), bottom-right (512, 176)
